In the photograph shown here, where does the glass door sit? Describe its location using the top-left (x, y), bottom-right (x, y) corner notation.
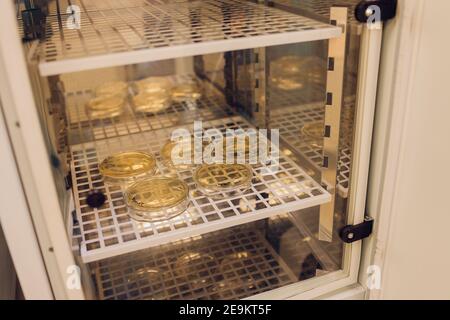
top-left (0, 0), bottom-right (383, 299)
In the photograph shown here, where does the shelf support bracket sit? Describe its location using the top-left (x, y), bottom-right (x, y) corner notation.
top-left (319, 7), bottom-right (349, 242)
top-left (253, 48), bottom-right (268, 129)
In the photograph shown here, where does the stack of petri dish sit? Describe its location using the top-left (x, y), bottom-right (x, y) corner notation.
top-left (132, 90), bottom-right (172, 114)
top-left (171, 82), bottom-right (202, 103)
top-left (270, 56), bottom-right (326, 91)
top-left (194, 163), bottom-right (253, 199)
top-left (99, 151), bottom-right (190, 223)
top-left (160, 138), bottom-right (210, 171)
top-left (124, 177), bottom-right (190, 222)
top-left (132, 77), bottom-right (172, 114)
top-left (270, 56), bottom-right (305, 91)
top-left (95, 81), bottom-right (129, 98)
top-left (86, 81), bottom-right (128, 119)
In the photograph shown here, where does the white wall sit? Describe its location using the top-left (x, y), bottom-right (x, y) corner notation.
top-left (367, 0), bottom-right (450, 299)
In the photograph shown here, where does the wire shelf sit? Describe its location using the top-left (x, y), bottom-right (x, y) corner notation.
top-left (30, 0), bottom-right (341, 76)
top-left (65, 75), bottom-right (233, 145)
top-left (71, 115), bottom-right (330, 262)
top-left (270, 97), bottom-right (355, 198)
top-left (93, 226), bottom-right (297, 300)
top-left (270, 0), bottom-right (361, 24)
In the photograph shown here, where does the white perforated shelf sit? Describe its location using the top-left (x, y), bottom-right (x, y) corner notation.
top-left (65, 75), bottom-right (233, 145)
top-left (270, 97), bottom-right (355, 198)
top-left (93, 226), bottom-right (297, 300)
top-left (30, 0), bottom-right (341, 76)
top-left (270, 0), bottom-right (361, 24)
top-left (71, 116), bottom-right (330, 262)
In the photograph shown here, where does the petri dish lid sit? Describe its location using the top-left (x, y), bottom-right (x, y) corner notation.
top-left (87, 107), bottom-right (124, 120)
top-left (125, 177), bottom-right (189, 212)
top-left (174, 252), bottom-right (215, 272)
top-left (219, 251), bottom-right (253, 271)
top-left (132, 90), bottom-right (171, 114)
top-left (87, 94), bottom-right (125, 112)
top-left (174, 252), bottom-right (216, 288)
top-left (161, 138), bottom-right (208, 167)
top-left (126, 266), bottom-right (161, 283)
top-left (95, 81), bottom-right (128, 98)
top-left (271, 55), bottom-right (303, 75)
top-left (271, 75), bottom-right (304, 91)
top-left (300, 121), bottom-right (324, 149)
top-left (171, 83), bottom-right (202, 102)
top-left (135, 77), bottom-right (172, 94)
top-left (218, 251), bottom-right (260, 290)
top-left (270, 56), bottom-right (326, 90)
top-left (194, 164), bottom-right (252, 192)
top-left (222, 134), bottom-right (267, 155)
top-left (99, 151), bottom-right (156, 180)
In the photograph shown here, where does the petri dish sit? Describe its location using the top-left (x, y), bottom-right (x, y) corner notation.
top-left (124, 177), bottom-right (189, 222)
top-left (95, 81), bottom-right (128, 98)
top-left (271, 75), bottom-right (304, 91)
top-left (194, 164), bottom-right (252, 198)
top-left (86, 95), bottom-right (125, 120)
top-left (297, 56), bottom-right (326, 86)
top-left (171, 83), bottom-right (202, 103)
top-left (161, 138), bottom-right (209, 170)
top-left (270, 56), bottom-right (304, 90)
top-left (272, 56), bottom-right (303, 75)
top-left (99, 151), bottom-right (157, 186)
top-left (126, 266), bottom-right (162, 284)
top-left (270, 56), bottom-right (325, 91)
top-left (217, 251), bottom-right (260, 291)
top-left (134, 76), bottom-right (172, 94)
top-left (125, 266), bottom-right (168, 300)
top-left (221, 135), bottom-right (267, 159)
top-left (300, 121), bottom-right (324, 149)
top-left (132, 90), bottom-right (171, 114)
top-left (202, 135), bottom-right (270, 164)
top-left (174, 252), bottom-right (216, 289)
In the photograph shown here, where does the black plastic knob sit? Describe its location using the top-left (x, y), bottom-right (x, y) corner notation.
top-left (86, 190), bottom-right (106, 208)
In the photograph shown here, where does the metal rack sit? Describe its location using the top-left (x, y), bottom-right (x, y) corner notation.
top-left (71, 116), bottom-right (330, 262)
top-left (269, 0), bottom-right (362, 25)
top-left (65, 75), bottom-right (233, 145)
top-left (91, 212), bottom-right (345, 300)
top-left (28, 0), bottom-right (341, 76)
top-left (93, 225), bottom-right (297, 300)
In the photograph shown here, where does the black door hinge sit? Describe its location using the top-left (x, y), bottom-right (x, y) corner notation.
top-left (339, 216), bottom-right (374, 243)
top-left (355, 0), bottom-right (397, 23)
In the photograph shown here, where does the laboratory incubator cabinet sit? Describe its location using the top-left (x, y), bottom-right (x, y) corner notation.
top-left (0, 0), bottom-right (394, 300)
